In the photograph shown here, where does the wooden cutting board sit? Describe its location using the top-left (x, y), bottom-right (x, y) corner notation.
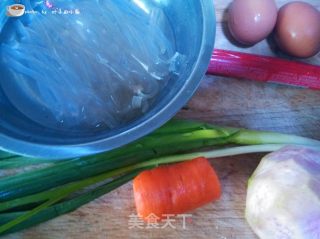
top-left (4, 0), bottom-right (320, 238)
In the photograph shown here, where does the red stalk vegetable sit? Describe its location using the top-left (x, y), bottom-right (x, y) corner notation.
top-left (208, 49), bottom-right (320, 90)
top-left (133, 157), bottom-right (221, 220)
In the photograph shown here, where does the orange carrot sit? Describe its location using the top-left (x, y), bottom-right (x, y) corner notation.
top-left (133, 157), bottom-right (221, 220)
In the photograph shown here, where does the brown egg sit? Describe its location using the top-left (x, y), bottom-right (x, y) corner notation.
top-left (275, 2), bottom-right (320, 58)
top-left (228, 0), bottom-right (278, 45)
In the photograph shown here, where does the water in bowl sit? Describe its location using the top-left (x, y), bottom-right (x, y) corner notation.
top-left (0, 0), bottom-right (186, 130)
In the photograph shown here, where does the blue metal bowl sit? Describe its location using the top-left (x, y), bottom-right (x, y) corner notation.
top-left (0, 0), bottom-right (215, 159)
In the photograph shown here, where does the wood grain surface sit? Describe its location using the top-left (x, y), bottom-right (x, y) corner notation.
top-left (3, 0), bottom-right (320, 238)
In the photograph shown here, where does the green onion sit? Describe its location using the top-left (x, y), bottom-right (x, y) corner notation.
top-left (0, 152), bottom-right (16, 160)
top-left (0, 121), bottom-right (236, 202)
top-left (0, 157), bottom-right (57, 170)
top-left (1, 121), bottom-right (318, 202)
top-left (0, 170), bottom-right (143, 235)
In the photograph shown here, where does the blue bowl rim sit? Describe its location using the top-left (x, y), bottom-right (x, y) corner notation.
top-left (0, 0), bottom-right (216, 159)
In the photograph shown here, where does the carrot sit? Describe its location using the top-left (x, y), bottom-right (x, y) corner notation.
top-left (133, 157), bottom-right (221, 220)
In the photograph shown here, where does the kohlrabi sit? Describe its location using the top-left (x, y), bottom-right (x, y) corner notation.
top-left (246, 146), bottom-right (320, 239)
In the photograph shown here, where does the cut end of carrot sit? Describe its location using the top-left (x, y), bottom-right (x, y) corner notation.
top-left (133, 157), bottom-right (221, 221)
